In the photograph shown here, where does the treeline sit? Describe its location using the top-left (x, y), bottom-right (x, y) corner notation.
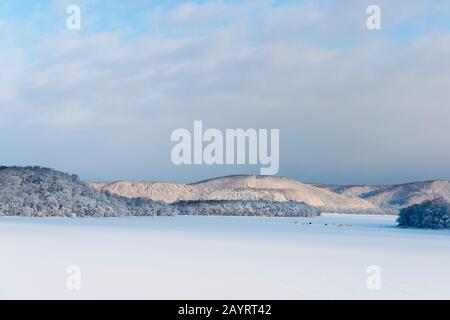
top-left (174, 200), bottom-right (321, 217)
top-left (318, 207), bottom-right (385, 215)
top-left (397, 198), bottom-right (450, 229)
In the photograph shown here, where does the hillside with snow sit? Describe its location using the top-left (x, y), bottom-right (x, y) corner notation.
top-left (2, 166), bottom-right (450, 217)
top-left (316, 180), bottom-right (450, 214)
top-left (91, 175), bottom-right (382, 214)
top-left (0, 167), bottom-right (319, 218)
top-left (0, 166), bottom-right (176, 217)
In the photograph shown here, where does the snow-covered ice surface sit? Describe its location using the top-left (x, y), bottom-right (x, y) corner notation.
top-left (0, 214), bottom-right (449, 300)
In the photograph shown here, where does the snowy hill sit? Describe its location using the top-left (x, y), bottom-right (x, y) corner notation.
top-left (6, 166), bottom-right (446, 216)
top-left (316, 180), bottom-right (450, 214)
top-left (0, 167), bottom-right (318, 217)
top-left (0, 166), bottom-right (174, 217)
top-left (91, 175), bottom-right (382, 214)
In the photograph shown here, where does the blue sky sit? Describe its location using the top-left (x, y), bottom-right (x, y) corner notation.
top-left (1, 0), bottom-right (450, 184)
top-left (3, 0), bottom-right (449, 51)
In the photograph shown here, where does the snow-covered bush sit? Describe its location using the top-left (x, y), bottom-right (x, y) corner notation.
top-left (397, 198), bottom-right (450, 229)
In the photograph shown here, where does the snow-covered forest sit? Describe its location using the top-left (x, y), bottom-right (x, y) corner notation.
top-left (3, 165), bottom-right (449, 225)
top-left (397, 198), bottom-right (450, 229)
top-left (174, 200), bottom-right (320, 217)
top-left (0, 166), bottom-right (319, 218)
top-left (0, 166), bottom-right (173, 217)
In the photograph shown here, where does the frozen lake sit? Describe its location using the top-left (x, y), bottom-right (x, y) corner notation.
top-left (0, 214), bottom-right (449, 299)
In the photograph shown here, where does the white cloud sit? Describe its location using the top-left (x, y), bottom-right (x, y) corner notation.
top-left (1, 1), bottom-right (450, 183)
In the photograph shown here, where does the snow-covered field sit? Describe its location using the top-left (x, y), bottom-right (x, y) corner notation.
top-left (0, 214), bottom-right (449, 300)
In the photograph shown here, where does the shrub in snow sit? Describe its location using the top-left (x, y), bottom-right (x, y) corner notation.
top-left (397, 198), bottom-right (450, 229)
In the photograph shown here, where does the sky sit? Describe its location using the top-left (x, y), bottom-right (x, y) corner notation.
top-left (0, 0), bottom-right (450, 184)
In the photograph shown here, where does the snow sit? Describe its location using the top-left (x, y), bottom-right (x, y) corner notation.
top-left (0, 214), bottom-right (449, 299)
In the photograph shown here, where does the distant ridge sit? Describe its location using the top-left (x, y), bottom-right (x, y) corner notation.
top-left (315, 180), bottom-right (450, 214)
top-left (91, 175), bottom-right (382, 214)
top-left (2, 166), bottom-right (447, 216)
top-left (0, 167), bottom-right (318, 217)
